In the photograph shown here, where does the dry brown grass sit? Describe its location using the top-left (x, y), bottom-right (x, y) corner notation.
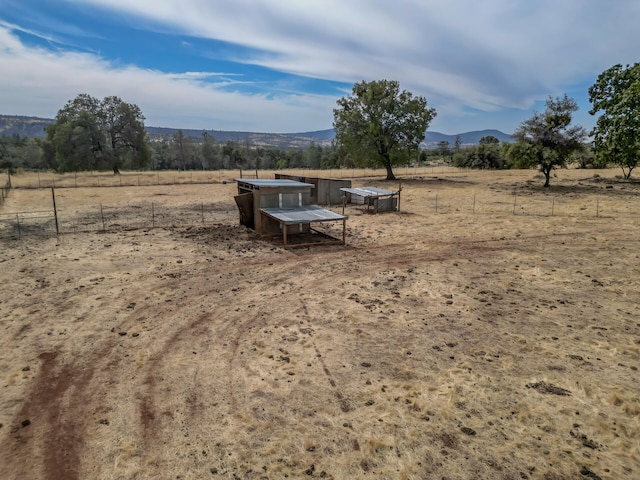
top-left (1, 167), bottom-right (639, 480)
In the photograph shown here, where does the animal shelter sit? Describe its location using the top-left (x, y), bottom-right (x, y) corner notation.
top-left (234, 178), bottom-right (348, 248)
top-left (274, 174), bottom-right (352, 205)
top-left (340, 186), bottom-right (401, 213)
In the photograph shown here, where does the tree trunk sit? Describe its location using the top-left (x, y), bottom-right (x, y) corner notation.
top-left (382, 156), bottom-right (396, 180)
top-left (541, 164), bottom-right (551, 187)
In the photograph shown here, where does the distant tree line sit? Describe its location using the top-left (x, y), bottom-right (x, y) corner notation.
top-left (2, 63), bottom-right (639, 186)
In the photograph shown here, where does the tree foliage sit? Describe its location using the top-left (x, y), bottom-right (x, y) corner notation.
top-left (453, 139), bottom-right (508, 169)
top-left (46, 94), bottom-right (151, 172)
top-left (509, 95), bottom-right (586, 187)
top-left (333, 80), bottom-right (436, 180)
top-left (588, 63), bottom-right (640, 179)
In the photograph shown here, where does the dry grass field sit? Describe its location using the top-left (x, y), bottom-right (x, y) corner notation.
top-left (1, 168), bottom-right (639, 480)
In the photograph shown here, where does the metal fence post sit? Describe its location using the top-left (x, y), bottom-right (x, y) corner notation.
top-left (51, 187), bottom-right (59, 236)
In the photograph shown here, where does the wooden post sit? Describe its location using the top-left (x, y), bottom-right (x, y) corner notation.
top-left (16, 214), bottom-right (21, 239)
top-left (201, 202), bottom-right (205, 224)
top-left (152, 202), bottom-right (155, 227)
top-left (283, 223), bottom-right (288, 248)
top-left (473, 193), bottom-right (476, 213)
top-left (596, 199), bottom-right (599, 217)
top-left (512, 195), bottom-right (517, 215)
top-left (551, 197), bottom-right (555, 216)
top-left (51, 187), bottom-right (59, 236)
top-left (397, 181), bottom-right (402, 212)
top-left (435, 194), bottom-right (438, 213)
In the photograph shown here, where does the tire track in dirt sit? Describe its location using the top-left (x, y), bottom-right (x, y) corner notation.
top-left (0, 271), bottom-right (181, 480)
top-left (0, 340), bottom-right (117, 480)
top-left (136, 277), bottom-right (264, 445)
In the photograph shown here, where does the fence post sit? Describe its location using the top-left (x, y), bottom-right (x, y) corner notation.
top-left (512, 195), bottom-right (517, 215)
top-left (152, 202), bottom-right (155, 228)
top-left (435, 194), bottom-right (438, 213)
top-left (201, 202), bottom-right (204, 224)
top-left (100, 204), bottom-right (106, 231)
top-left (551, 197), bottom-right (555, 216)
top-left (473, 193), bottom-right (476, 213)
top-left (596, 199), bottom-right (599, 217)
top-left (51, 187), bottom-right (59, 236)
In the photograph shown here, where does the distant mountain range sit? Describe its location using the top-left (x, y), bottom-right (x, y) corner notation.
top-left (0, 114), bottom-right (513, 149)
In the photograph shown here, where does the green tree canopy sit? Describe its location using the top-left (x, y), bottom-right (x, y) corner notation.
top-left (588, 63), bottom-right (640, 179)
top-left (479, 135), bottom-right (500, 145)
top-left (453, 141), bottom-right (507, 169)
top-left (333, 80), bottom-right (436, 180)
top-left (46, 94), bottom-right (151, 172)
top-left (509, 95), bottom-right (586, 187)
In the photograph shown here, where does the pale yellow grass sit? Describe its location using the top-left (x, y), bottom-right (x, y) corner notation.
top-left (1, 167), bottom-right (639, 480)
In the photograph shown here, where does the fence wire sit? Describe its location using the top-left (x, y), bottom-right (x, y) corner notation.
top-left (0, 202), bottom-right (234, 241)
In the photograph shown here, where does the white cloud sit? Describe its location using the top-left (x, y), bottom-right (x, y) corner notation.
top-left (0, 26), bottom-right (338, 132)
top-left (3, 1), bottom-right (640, 132)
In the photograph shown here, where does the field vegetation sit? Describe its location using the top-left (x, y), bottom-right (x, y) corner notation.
top-left (1, 168), bottom-right (639, 479)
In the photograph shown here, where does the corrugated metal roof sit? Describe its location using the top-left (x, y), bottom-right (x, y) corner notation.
top-left (235, 179), bottom-right (314, 188)
top-left (340, 186), bottom-right (395, 197)
top-left (261, 205), bottom-right (347, 225)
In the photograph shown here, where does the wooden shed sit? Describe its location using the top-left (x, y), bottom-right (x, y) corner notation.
top-left (234, 178), bottom-right (348, 248)
top-left (274, 174), bottom-right (351, 205)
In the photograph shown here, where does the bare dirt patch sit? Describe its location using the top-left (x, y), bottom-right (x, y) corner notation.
top-left (1, 168), bottom-right (639, 479)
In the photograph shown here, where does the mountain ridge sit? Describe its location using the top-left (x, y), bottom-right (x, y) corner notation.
top-left (0, 114), bottom-right (513, 148)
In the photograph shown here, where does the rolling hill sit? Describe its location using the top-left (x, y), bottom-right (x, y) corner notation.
top-left (0, 114), bottom-right (513, 149)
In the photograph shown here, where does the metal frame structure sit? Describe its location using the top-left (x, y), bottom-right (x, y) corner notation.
top-left (340, 186), bottom-right (401, 213)
top-left (260, 205), bottom-right (347, 249)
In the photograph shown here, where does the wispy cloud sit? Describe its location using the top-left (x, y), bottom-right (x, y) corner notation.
top-left (2, 1), bottom-right (639, 133)
top-left (0, 26), bottom-right (337, 132)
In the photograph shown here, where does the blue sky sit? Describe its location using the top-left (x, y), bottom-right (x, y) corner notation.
top-left (1, 0), bottom-right (638, 134)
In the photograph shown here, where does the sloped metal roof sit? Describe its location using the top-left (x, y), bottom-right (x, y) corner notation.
top-left (261, 205), bottom-right (347, 225)
top-left (340, 186), bottom-right (396, 197)
top-left (235, 179), bottom-right (314, 188)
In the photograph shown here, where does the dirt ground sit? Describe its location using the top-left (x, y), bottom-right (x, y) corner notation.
top-left (1, 168), bottom-right (639, 480)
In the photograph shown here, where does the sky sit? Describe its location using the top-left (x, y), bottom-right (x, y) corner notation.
top-left (0, 1), bottom-right (638, 135)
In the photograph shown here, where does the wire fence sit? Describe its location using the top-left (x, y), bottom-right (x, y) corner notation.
top-left (2, 168), bottom-right (639, 242)
top-left (2, 190), bottom-right (638, 242)
top-left (0, 201), bottom-right (234, 241)
top-left (7, 166), bottom-right (460, 189)
top-left (412, 192), bottom-right (632, 217)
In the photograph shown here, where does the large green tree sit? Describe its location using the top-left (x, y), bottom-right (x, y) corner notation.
top-left (333, 80), bottom-right (436, 180)
top-left (588, 63), bottom-right (640, 179)
top-left (510, 95), bottom-right (586, 187)
top-left (46, 94), bottom-right (151, 172)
